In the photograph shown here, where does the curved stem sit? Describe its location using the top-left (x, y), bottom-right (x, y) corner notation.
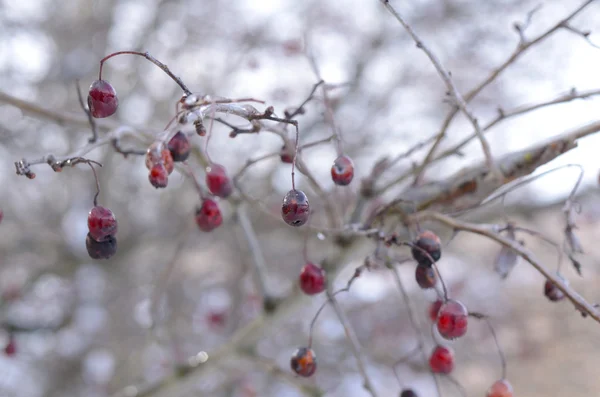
top-left (98, 51), bottom-right (192, 95)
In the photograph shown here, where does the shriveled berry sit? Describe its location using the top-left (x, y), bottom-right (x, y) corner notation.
top-left (145, 143), bottom-right (174, 174)
top-left (428, 299), bottom-right (443, 322)
top-left (331, 154), bottom-right (354, 186)
top-left (486, 379), bottom-right (513, 397)
top-left (149, 163), bottom-right (169, 189)
top-left (290, 347), bottom-right (316, 377)
top-left (195, 198), bottom-right (223, 232)
top-left (87, 206), bottom-right (117, 242)
top-left (167, 131), bottom-right (190, 162)
top-left (429, 345), bottom-right (454, 374)
top-left (415, 263), bottom-right (437, 289)
top-left (299, 263), bottom-right (326, 295)
top-left (86, 233), bottom-right (117, 259)
top-left (411, 230), bottom-right (441, 266)
top-left (280, 144), bottom-right (293, 164)
top-left (87, 80), bottom-right (118, 118)
top-left (544, 280), bottom-right (565, 302)
top-left (281, 189), bottom-right (310, 226)
top-left (206, 164), bottom-right (233, 198)
top-left (400, 389), bottom-right (418, 397)
top-left (437, 300), bottom-right (468, 340)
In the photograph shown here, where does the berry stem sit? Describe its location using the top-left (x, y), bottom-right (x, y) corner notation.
top-left (477, 315), bottom-right (507, 380)
top-left (203, 99), bottom-right (216, 165)
top-left (182, 161), bottom-right (207, 199)
top-left (86, 161), bottom-right (101, 207)
top-left (291, 124), bottom-right (300, 190)
top-left (98, 51), bottom-right (192, 96)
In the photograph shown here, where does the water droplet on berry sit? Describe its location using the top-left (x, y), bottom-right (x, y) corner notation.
top-left (281, 189), bottom-right (309, 226)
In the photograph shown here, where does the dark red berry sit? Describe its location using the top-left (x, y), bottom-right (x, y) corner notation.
top-left (411, 230), bottom-right (441, 266)
top-left (149, 163), bottom-right (169, 189)
top-left (436, 300), bottom-right (468, 340)
top-left (415, 263), bottom-right (437, 289)
top-left (167, 131), bottom-right (191, 162)
top-left (331, 154), bottom-right (354, 186)
top-left (281, 189), bottom-right (310, 226)
top-left (544, 280), bottom-right (565, 302)
top-left (428, 299), bottom-right (443, 322)
top-left (4, 336), bottom-right (15, 357)
top-left (299, 263), bottom-right (326, 295)
top-left (87, 206), bottom-right (117, 242)
top-left (86, 233), bottom-right (117, 259)
top-left (206, 164), bottom-right (233, 198)
top-left (400, 389), bottom-right (418, 397)
top-left (486, 379), bottom-right (513, 397)
top-left (87, 80), bottom-right (118, 118)
top-left (290, 347), bottom-right (317, 377)
top-left (429, 345), bottom-right (454, 374)
top-left (195, 199), bottom-right (223, 232)
top-left (280, 144), bottom-right (293, 164)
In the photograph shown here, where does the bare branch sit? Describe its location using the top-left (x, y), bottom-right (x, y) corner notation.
top-left (380, 0), bottom-right (502, 180)
top-left (413, 211), bottom-right (600, 322)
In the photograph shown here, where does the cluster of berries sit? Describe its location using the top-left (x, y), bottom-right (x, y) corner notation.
top-left (289, 230), bottom-right (514, 397)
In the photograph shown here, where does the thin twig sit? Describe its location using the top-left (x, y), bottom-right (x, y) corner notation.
top-left (327, 291), bottom-right (379, 397)
top-left (235, 203), bottom-right (273, 311)
top-left (391, 265), bottom-right (442, 397)
top-left (381, 0), bottom-right (503, 180)
top-left (414, 211), bottom-right (600, 322)
top-left (406, 0), bottom-right (595, 183)
top-left (75, 80), bottom-right (98, 143)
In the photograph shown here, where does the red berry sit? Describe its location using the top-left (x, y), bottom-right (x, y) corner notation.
top-left (4, 337), bottom-right (16, 357)
top-left (331, 154), bottom-right (354, 186)
top-left (195, 199), bottom-right (223, 232)
top-left (161, 148), bottom-right (174, 174)
top-left (436, 300), bottom-right (468, 340)
top-left (428, 299), bottom-right (443, 322)
top-left (544, 280), bottom-right (565, 302)
top-left (290, 347), bottom-right (317, 377)
top-left (299, 263), bottom-right (326, 295)
top-left (486, 379), bottom-right (513, 397)
top-left (280, 144), bottom-right (293, 164)
top-left (411, 230), bottom-right (441, 266)
top-left (206, 164), bottom-right (233, 198)
top-left (415, 263), bottom-right (437, 289)
top-left (86, 233), bottom-right (117, 259)
top-left (149, 163), bottom-right (169, 189)
top-left (145, 143), bottom-right (174, 174)
top-left (87, 80), bottom-right (118, 118)
top-left (429, 345), bottom-right (454, 374)
top-left (400, 389), bottom-right (418, 397)
top-left (281, 189), bottom-right (309, 226)
top-left (167, 131), bottom-right (191, 162)
top-left (87, 206), bottom-right (117, 242)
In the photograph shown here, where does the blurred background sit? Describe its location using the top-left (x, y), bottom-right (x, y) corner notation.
top-left (0, 0), bottom-right (600, 396)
